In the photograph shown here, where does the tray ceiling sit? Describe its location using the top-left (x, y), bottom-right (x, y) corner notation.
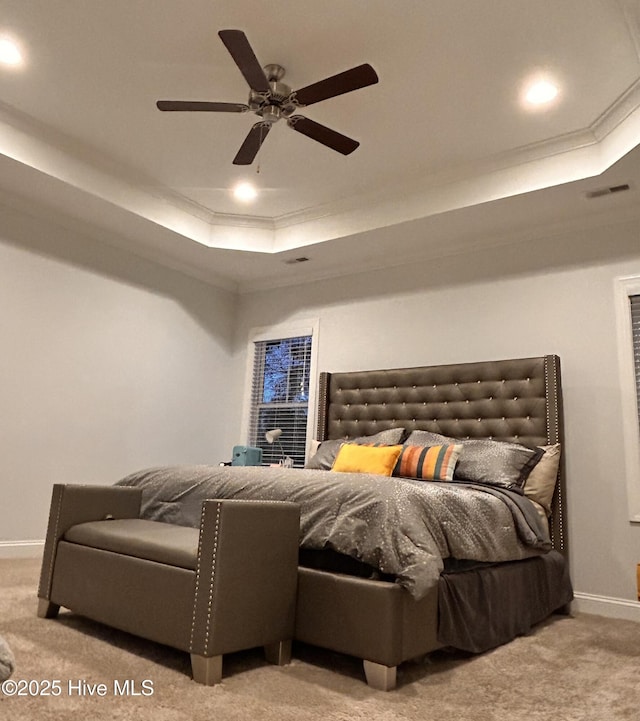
top-left (1, 0), bottom-right (640, 291)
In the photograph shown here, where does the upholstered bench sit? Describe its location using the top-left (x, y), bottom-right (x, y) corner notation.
top-left (37, 484), bottom-right (300, 685)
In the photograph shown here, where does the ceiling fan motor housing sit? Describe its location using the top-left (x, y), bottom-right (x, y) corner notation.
top-left (248, 66), bottom-right (297, 122)
top-left (260, 105), bottom-right (281, 123)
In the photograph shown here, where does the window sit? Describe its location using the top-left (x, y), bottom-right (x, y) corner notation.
top-left (244, 322), bottom-right (318, 467)
top-left (614, 276), bottom-right (640, 522)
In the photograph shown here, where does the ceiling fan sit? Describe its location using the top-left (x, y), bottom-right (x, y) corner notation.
top-left (156, 29), bottom-right (379, 165)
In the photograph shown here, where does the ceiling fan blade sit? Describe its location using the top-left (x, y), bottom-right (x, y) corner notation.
top-left (294, 63), bottom-right (378, 107)
top-left (287, 115), bottom-right (359, 155)
top-left (218, 29), bottom-right (270, 93)
top-left (233, 122), bottom-right (272, 165)
top-left (156, 100), bottom-right (248, 112)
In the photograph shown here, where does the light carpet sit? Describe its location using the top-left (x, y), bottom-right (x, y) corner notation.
top-left (1, 558), bottom-right (639, 721)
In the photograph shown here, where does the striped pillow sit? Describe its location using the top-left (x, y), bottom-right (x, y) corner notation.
top-left (394, 444), bottom-right (462, 482)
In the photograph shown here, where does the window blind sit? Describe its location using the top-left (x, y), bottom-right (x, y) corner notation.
top-left (631, 295), bottom-right (640, 430)
top-left (247, 334), bottom-right (312, 467)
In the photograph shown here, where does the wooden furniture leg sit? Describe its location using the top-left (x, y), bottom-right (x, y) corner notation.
top-left (190, 654), bottom-right (223, 686)
top-left (363, 660), bottom-right (397, 691)
top-left (37, 599), bottom-right (60, 619)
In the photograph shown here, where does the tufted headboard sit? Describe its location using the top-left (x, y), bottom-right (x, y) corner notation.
top-left (316, 355), bottom-right (567, 556)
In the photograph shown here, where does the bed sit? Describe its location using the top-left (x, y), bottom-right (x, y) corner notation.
top-left (117, 354), bottom-right (572, 690)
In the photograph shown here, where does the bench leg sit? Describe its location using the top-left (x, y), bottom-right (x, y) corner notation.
top-left (190, 654), bottom-right (222, 686)
top-left (37, 599), bottom-right (60, 619)
top-left (264, 639), bottom-right (291, 666)
top-left (363, 660), bottom-right (397, 691)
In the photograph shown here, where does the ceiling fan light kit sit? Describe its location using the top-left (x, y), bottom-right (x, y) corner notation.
top-left (157, 29), bottom-right (378, 165)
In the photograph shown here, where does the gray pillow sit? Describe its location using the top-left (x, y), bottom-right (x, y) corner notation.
top-left (305, 427), bottom-right (405, 470)
top-left (405, 430), bottom-right (542, 491)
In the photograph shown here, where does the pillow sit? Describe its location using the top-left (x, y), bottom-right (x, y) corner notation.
top-left (309, 439), bottom-right (322, 457)
top-left (331, 444), bottom-right (403, 476)
top-left (523, 443), bottom-right (561, 514)
top-left (394, 444), bottom-right (462, 482)
top-left (305, 427), bottom-right (405, 470)
top-left (405, 430), bottom-right (543, 491)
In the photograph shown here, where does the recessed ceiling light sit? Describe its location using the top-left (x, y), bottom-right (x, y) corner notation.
top-left (0, 36), bottom-right (23, 67)
top-left (526, 80), bottom-right (558, 105)
top-left (233, 181), bottom-right (258, 202)
top-left (521, 74), bottom-right (559, 109)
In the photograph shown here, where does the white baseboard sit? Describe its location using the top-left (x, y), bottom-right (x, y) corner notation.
top-left (0, 540), bottom-right (44, 559)
top-left (572, 592), bottom-right (640, 623)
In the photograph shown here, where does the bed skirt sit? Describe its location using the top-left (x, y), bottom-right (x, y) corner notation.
top-left (437, 550), bottom-right (573, 653)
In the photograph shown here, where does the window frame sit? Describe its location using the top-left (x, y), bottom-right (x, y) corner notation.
top-left (240, 319), bottom-right (320, 466)
top-left (614, 275), bottom-right (640, 523)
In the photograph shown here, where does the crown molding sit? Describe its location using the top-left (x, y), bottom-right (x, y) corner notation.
top-left (271, 80), bottom-right (640, 236)
top-left (1, 71), bottom-right (640, 259)
top-left (0, 184), bottom-right (241, 293)
top-left (591, 76), bottom-right (640, 141)
top-left (240, 200), bottom-right (640, 294)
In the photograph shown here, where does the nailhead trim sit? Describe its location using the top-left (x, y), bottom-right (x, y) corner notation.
top-left (190, 501), bottom-right (221, 654)
top-left (545, 356), bottom-right (565, 552)
top-left (189, 500), bottom-right (295, 655)
top-left (203, 502), bottom-right (221, 657)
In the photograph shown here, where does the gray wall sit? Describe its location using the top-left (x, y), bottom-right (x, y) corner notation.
top-left (233, 214), bottom-right (640, 603)
top-left (5, 196), bottom-right (640, 605)
top-left (0, 207), bottom-right (237, 545)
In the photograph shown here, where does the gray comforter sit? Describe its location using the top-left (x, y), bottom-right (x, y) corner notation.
top-left (116, 465), bottom-right (551, 600)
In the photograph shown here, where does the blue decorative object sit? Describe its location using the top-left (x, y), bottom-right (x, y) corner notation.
top-left (231, 446), bottom-right (263, 466)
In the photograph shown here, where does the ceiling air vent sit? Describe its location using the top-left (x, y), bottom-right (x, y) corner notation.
top-left (585, 183), bottom-right (631, 199)
top-left (283, 256), bottom-right (310, 265)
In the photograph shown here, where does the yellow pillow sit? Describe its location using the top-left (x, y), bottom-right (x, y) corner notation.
top-left (331, 444), bottom-right (403, 476)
